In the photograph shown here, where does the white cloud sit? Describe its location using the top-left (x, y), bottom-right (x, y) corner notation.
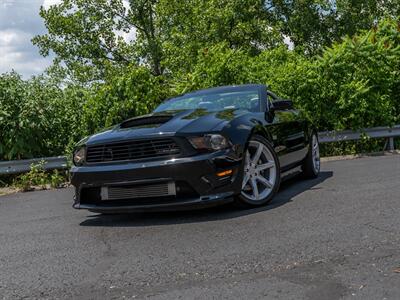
top-left (0, 0), bottom-right (53, 78)
top-left (0, 29), bottom-right (28, 46)
top-left (1, 0), bottom-right (15, 9)
top-left (42, 0), bottom-right (62, 10)
top-left (0, 0), bottom-right (136, 78)
top-left (0, 50), bottom-right (51, 75)
top-left (0, 29), bottom-right (52, 77)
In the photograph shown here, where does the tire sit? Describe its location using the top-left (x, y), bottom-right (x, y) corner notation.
top-left (302, 133), bottom-right (320, 179)
top-left (235, 135), bottom-right (281, 208)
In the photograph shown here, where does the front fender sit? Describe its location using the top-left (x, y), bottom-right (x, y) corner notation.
top-left (221, 112), bottom-right (274, 157)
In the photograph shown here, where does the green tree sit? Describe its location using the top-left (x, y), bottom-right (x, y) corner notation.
top-left (157, 0), bottom-right (282, 74)
top-left (32, 0), bottom-right (135, 82)
top-left (0, 72), bottom-right (86, 160)
top-left (171, 18), bottom-right (400, 131)
top-left (270, 0), bottom-right (400, 55)
top-left (33, 0), bottom-right (283, 82)
top-left (80, 66), bottom-right (169, 134)
top-left (291, 18), bottom-right (400, 130)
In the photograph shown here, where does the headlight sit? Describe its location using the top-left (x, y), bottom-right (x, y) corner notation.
top-left (73, 147), bottom-right (86, 166)
top-left (188, 134), bottom-right (230, 151)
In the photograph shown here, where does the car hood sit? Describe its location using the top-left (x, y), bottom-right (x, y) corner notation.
top-left (85, 109), bottom-right (247, 145)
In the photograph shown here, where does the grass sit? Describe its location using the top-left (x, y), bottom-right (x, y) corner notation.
top-left (0, 160), bottom-right (70, 193)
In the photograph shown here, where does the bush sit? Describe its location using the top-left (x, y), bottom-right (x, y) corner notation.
top-left (13, 161), bottom-right (68, 191)
top-left (174, 19), bottom-right (400, 132)
top-left (80, 67), bottom-right (171, 135)
top-left (1, 19), bottom-right (399, 161)
top-left (0, 73), bottom-right (86, 160)
top-left (294, 19), bottom-right (400, 131)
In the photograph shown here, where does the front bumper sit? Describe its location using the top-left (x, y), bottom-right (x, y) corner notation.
top-left (71, 150), bottom-right (243, 212)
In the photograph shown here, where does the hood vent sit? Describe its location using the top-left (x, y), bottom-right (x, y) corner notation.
top-left (120, 115), bottom-right (173, 129)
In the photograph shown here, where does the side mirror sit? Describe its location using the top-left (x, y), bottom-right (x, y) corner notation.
top-left (270, 100), bottom-right (293, 111)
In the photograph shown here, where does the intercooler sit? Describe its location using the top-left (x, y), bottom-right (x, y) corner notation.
top-left (100, 182), bottom-right (176, 200)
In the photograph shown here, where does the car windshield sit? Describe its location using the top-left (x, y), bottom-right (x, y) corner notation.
top-left (154, 89), bottom-right (261, 113)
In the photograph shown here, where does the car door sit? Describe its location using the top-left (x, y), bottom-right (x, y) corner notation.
top-left (266, 91), bottom-right (308, 170)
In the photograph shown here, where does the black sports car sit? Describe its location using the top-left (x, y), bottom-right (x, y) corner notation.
top-left (71, 84), bottom-right (320, 213)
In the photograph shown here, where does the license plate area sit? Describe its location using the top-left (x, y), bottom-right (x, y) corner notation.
top-left (101, 181), bottom-right (176, 201)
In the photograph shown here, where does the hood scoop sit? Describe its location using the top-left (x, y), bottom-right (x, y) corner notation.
top-left (120, 115), bottom-right (173, 129)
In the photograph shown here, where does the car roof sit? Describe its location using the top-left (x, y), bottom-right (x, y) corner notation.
top-left (182, 84), bottom-right (267, 97)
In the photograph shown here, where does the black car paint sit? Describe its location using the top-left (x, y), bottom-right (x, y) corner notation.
top-left (71, 84), bottom-right (313, 212)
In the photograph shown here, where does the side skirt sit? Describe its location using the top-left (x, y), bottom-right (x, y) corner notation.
top-left (280, 166), bottom-right (302, 182)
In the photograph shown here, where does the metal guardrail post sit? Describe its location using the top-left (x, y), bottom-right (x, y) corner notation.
top-left (387, 137), bottom-right (395, 151)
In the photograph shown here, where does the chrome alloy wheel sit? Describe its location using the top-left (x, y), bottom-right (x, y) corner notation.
top-left (312, 135), bottom-right (320, 173)
top-left (241, 141), bottom-right (277, 202)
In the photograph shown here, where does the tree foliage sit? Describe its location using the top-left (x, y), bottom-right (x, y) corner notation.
top-left (81, 66), bottom-right (169, 134)
top-left (293, 18), bottom-right (400, 130)
top-left (168, 19), bottom-right (400, 131)
top-left (271, 0), bottom-right (400, 55)
top-left (32, 0), bottom-right (135, 82)
top-left (33, 0), bottom-right (400, 82)
top-left (0, 73), bottom-right (85, 159)
top-left (33, 0), bottom-right (283, 82)
top-left (1, 0), bottom-right (400, 160)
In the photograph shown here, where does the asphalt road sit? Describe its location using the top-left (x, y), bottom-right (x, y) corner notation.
top-left (1, 155), bottom-right (399, 300)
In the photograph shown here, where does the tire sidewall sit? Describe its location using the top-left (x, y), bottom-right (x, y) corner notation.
top-left (237, 135), bottom-right (281, 207)
top-left (310, 133), bottom-right (320, 176)
top-left (302, 132), bottom-right (320, 178)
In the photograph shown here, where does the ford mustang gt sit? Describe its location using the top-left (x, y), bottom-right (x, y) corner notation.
top-left (71, 84), bottom-right (320, 213)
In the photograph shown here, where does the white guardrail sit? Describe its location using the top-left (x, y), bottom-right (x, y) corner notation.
top-left (0, 125), bottom-right (399, 175)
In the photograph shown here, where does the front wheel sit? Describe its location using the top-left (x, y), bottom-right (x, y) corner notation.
top-left (235, 135), bottom-right (281, 207)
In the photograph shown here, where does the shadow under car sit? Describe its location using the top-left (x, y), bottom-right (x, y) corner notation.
top-left (79, 171), bottom-right (333, 228)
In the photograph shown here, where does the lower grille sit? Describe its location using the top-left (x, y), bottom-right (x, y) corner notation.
top-left (101, 182), bottom-right (176, 200)
top-left (80, 181), bottom-right (199, 206)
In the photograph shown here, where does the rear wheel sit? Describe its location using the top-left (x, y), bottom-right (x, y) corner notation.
top-left (236, 135), bottom-right (281, 207)
top-left (302, 133), bottom-right (320, 178)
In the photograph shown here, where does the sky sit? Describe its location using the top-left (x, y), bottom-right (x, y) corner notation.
top-left (0, 0), bottom-right (61, 78)
top-left (0, 0), bottom-right (136, 78)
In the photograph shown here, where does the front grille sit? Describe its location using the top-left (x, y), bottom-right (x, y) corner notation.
top-left (86, 138), bottom-right (180, 163)
top-left (101, 182), bottom-right (176, 200)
